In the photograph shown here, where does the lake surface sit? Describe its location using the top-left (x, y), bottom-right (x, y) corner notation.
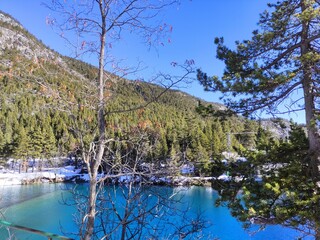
top-left (0, 184), bottom-right (310, 239)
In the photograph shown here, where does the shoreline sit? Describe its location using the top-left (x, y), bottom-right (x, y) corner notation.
top-left (0, 166), bottom-right (214, 187)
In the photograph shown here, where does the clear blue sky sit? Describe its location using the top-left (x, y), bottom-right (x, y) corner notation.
top-left (0, 0), bottom-right (305, 123)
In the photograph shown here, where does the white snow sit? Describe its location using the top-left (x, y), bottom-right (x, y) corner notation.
top-left (217, 173), bottom-right (231, 181)
top-left (0, 166), bottom-right (84, 186)
top-left (0, 165), bottom-right (213, 186)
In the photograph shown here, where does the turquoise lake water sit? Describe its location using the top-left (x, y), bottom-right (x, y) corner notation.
top-left (0, 184), bottom-right (311, 239)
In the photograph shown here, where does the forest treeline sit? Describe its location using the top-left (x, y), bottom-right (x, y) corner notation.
top-left (0, 13), bottom-right (271, 174)
top-left (0, 52), bottom-right (271, 174)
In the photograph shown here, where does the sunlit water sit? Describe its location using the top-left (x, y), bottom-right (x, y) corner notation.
top-left (0, 184), bottom-right (310, 239)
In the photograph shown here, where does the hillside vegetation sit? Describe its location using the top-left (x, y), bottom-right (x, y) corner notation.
top-left (0, 11), bottom-right (270, 174)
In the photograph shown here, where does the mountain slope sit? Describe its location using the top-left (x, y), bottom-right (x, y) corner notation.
top-left (0, 11), bottom-right (271, 173)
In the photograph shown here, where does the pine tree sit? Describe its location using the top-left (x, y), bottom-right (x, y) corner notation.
top-left (30, 126), bottom-right (45, 171)
top-left (218, 124), bottom-right (317, 238)
top-left (197, 1), bottom-right (320, 238)
top-left (240, 119), bottom-right (258, 150)
top-left (0, 129), bottom-right (5, 155)
top-left (197, 0), bottom-right (320, 178)
top-left (212, 125), bottom-right (223, 158)
top-left (13, 126), bottom-right (30, 173)
top-left (42, 124), bottom-right (57, 164)
top-left (256, 124), bottom-right (276, 153)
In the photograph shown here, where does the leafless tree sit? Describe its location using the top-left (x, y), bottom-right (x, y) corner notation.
top-left (61, 131), bottom-right (210, 239)
top-left (44, 0), bottom-right (199, 239)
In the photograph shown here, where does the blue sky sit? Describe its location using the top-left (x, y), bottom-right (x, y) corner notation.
top-left (0, 0), bottom-right (305, 123)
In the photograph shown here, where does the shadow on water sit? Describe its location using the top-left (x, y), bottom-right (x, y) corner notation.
top-left (0, 184), bottom-right (75, 240)
top-left (0, 183), bottom-right (65, 209)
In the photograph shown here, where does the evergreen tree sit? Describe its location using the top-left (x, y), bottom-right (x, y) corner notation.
top-left (0, 129), bottom-right (5, 154)
top-left (153, 129), bottom-right (168, 161)
top-left (197, 0), bottom-right (320, 178)
top-left (211, 122), bottom-right (224, 158)
top-left (239, 119), bottom-right (258, 150)
top-left (214, 124), bottom-right (318, 238)
top-left (30, 126), bottom-right (45, 170)
top-left (13, 126), bottom-right (30, 173)
top-left (42, 124), bottom-right (57, 164)
top-left (256, 122), bottom-right (278, 153)
top-left (169, 141), bottom-right (181, 173)
top-left (197, 1), bottom-right (320, 238)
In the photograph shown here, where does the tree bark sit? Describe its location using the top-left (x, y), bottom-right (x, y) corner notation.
top-left (83, 1), bottom-right (107, 239)
top-left (121, 223), bottom-right (127, 240)
top-left (300, 0), bottom-right (320, 179)
top-left (316, 227), bottom-right (320, 240)
top-left (84, 176), bottom-right (97, 240)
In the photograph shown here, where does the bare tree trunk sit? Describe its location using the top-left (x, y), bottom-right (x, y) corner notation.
top-left (316, 227), bottom-right (320, 240)
top-left (120, 183), bottom-right (132, 240)
top-left (85, 176), bottom-right (97, 240)
top-left (84, 1), bottom-right (107, 238)
top-left (300, 0), bottom-right (320, 179)
top-left (302, 62), bottom-right (320, 178)
top-left (299, 3), bottom-right (320, 239)
top-left (46, 1), bottom-right (193, 238)
top-left (121, 223), bottom-right (127, 240)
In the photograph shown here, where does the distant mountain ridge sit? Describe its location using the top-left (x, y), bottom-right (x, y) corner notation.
top-left (0, 10), bottom-right (225, 109)
top-left (0, 11), bottom-right (59, 61)
top-left (260, 118), bottom-right (291, 139)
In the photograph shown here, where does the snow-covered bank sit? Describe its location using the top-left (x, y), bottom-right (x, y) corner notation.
top-left (0, 166), bottom-right (214, 186)
top-left (0, 166), bottom-right (83, 186)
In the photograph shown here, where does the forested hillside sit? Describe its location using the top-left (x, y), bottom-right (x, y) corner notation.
top-left (0, 11), bottom-right (265, 173)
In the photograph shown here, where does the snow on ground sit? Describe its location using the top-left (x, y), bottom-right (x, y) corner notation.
top-left (217, 173), bottom-right (231, 181)
top-left (0, 166), bottom-right (85, 186)
top-left (0, 165), bottom-right (214, 186)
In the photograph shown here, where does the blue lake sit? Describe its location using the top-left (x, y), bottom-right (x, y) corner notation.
top-left (0, 184), bottom-right (309, 239)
